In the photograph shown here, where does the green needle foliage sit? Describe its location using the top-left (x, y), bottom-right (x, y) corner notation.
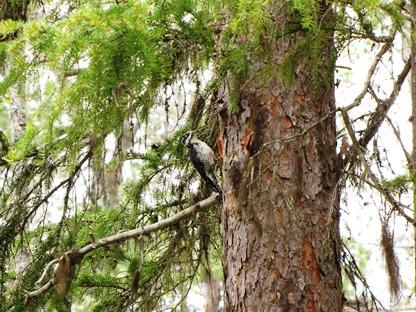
top-left (0, 0), bottom-right (410, 310)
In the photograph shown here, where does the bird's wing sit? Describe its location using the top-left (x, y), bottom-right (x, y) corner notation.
top-left (192, 140), bottom-right (215, 168)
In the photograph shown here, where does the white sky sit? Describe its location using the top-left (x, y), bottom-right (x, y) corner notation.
top-left (336, 34), bottom-right (415, 309)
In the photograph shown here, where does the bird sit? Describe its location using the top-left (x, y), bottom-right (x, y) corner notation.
top-left (181, 131), bottom-right (222, 194)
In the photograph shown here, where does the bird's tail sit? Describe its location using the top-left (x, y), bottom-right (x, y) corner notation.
top-left (207, 173), bottom-right (222, 194)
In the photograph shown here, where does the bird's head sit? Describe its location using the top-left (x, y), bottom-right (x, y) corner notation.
top-left (180, 131), bottom-right (195, 146)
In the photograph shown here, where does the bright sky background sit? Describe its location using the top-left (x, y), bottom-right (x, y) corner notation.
top-left (336, 34), bottom-right (414, 310)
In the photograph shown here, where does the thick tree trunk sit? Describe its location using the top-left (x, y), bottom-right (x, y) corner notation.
top-left (218, 3), bottom-right (342, 311)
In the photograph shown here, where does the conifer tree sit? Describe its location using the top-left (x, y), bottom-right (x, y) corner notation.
top-left (0, 0), bottom-right (414, 311)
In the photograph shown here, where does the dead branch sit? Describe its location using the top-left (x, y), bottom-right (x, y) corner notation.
top-left (24, 280), bottom-right (55, 305)
top-left (23, 193), bottom-right (220, 303)
top-left (386, 116), bottom-right (412, 166)
top-left (35, 258), bottom-right (59, 285)
top-left (341, 58), bottom-right (411, 172)
top-left (341, 33), bottom-right (395, 111)
top-left (360, 58), bottom-right (411, 148)
top-left (341, 110), bottom-right (415, 226)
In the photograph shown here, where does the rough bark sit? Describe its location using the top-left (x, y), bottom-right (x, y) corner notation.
top-left (218, 3), bottom-right (342, 311)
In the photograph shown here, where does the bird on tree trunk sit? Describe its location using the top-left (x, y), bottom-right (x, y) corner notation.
top-left (181, 131), bottom-right (222, 194)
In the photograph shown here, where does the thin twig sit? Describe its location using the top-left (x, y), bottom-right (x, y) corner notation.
top-left (341, 110), bottom-right (415, 226)
top-left (386, 116), bottom-right (412, 166)
top-left (35, 259), bottom-right (59, 285)
top-left (341, 32), bottom-right (395, 112)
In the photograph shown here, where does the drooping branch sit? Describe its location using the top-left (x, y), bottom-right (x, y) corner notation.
top-left (342, 58), bottom-right (411, 171)
top-left (341, 110), bottom-right (415, 226)
top-left (23, 280), bottom-right (55, 305)
top-left (23, 193), bottom-right (220, 303)
top-left (360, 58), bottom-right (411, 148)
top-left (341, 33), bottom-right (395, 111)
top-left (78, 194), bottom-right (219, 255)
top-left (35, 259), bottom-right (59, 286)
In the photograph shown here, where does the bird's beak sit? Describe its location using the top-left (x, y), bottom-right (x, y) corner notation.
top-left (181, 130), bottom-right (195, 145)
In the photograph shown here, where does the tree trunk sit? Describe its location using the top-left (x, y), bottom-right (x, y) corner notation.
top-left (218, 3), bottom-right (343, 311)
top-left (203, 270), bottom-right (221, 312)
top-left (0, 0), bottom-right (29, 21)
top-left (89, 119), bottom-right (138, 207)
top-left (9, 79), bottom-right (26, 141)
top-left (1, 1), bottom-right (28, 141)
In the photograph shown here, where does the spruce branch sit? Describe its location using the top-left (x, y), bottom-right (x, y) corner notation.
top-left (23, 193), bottom-right (220, 303)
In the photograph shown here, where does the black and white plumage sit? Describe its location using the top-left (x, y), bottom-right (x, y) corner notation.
top-left (181, 131), bottom-right (222, 194)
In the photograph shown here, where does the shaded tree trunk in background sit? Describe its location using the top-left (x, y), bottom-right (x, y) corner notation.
top-left (90, 119), bottom-right (138, 207)
top-left (0, 0), bottom-right (29, 21)
top-left (218, 3), bottom-right (343, 311)
top-left (1, 1), bottom-right (29, 141)
top-left (8, 77), bottom-right (26, 141)
top-left (0, 1), bottom-right (30, 305)
top-left (104, 118), bottom-right (138, 206)
top-left (203, 270), bottom-right (221, 312)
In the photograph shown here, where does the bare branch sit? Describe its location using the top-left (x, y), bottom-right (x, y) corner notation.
top-left (23, 193), bottom-right (220, 303)
top-left (342, 58), bottom-right (411, 172)
top-left (24, 280), bottom-right (55, 305)
top-left (386, 116), bottom-right (412, 166)
top-left (35, 259), bottom-right (59, 286)
top-left (78, 194), bottom-right (219, 255)
top-left (360, 58), bottom-right (411, 148)
top-left (341, 33), bottom-right (395, 111)
top-left (341, 110), bottom-right (415, 225)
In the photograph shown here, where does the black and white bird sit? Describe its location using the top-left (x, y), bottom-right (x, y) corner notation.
top-left (181, 131), bottom-right (222, 194)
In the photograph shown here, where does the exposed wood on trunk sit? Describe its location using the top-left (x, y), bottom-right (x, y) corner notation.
top-left (218, 3), bottom-right (342, 311)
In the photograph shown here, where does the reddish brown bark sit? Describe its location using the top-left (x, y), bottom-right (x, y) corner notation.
top-left (218, 3), bottom-right (342, 311)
